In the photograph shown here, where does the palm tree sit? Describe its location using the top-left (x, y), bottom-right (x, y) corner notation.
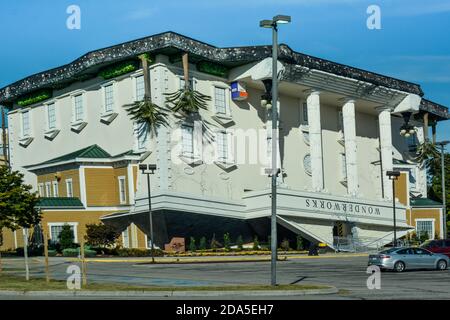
top-left (415, 139), bottom-right (440, 168)
top-left (123, 54), bottom-right (168, 136)
top-left (165, 53), bottom-right (211, 115)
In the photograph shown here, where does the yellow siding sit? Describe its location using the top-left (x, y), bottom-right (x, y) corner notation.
top-left (1, 228), bottom-right (17, 250)
top-left (37, 169), bottom-right (80, 198)
top-left (84, 167), bottom-right (129, 206)
top-left (410, 208), bottom-right (442, 238)
top-left (394, 172), bottom-right (408, 206)
top-left (41, 210), bottom-right (116, 243)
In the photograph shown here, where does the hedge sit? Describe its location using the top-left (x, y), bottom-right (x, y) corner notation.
top-left (17, 90), bottom-right (52, 107)
top-left (62, 248), bottom-right (97, 257)
top-left (99, 60), bottom-right (139, 80)
top-left (116, 248), bottom-right (164, 257)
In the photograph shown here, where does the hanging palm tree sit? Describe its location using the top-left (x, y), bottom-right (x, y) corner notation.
top-left (123, 54), bottom-right (168, 136)
top-left (165, 52), bottom-right (211, 115)
top-left (415, 139), bottom-right (440, 168)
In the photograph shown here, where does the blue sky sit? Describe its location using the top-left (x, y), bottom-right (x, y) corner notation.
top-left (0, 0), bottom-right (449, 148)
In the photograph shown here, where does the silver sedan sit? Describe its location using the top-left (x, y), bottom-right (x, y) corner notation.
top-left (368, 247), bottom-right (449, 272)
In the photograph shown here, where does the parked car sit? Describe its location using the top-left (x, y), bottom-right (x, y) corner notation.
top-left (368, 247), bottom-right (449, 272)
top-left (420, 239), bottom-right (450, 258)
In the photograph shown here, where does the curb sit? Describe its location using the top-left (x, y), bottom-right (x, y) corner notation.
top-left (0, 287), bottom-right (338, 297)
top-left (63, 253), bottom-right (367, 264)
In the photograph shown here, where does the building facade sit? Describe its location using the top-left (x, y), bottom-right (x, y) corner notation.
top-left (0, 32), bottom-right (448, 251)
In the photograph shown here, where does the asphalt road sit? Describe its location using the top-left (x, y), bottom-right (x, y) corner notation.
top-left (2, 255), bottom-right (450, 300)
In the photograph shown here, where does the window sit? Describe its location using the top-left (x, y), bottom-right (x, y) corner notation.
top-left (182, 124), bottom-right (194, 155)
top-left (217, 131), bottom-right (228, 162)
top-left (65, 179), bottom-right (73, 197)
top-left (303, 154), bottom-right (312, 176)
top-left (49, 223), bottom-right (77, 244)
top-left (52, 181), bottom-right (59, 197)
top-left (407, 135), bottom-right (417, 152)
top-left (47, 103), bottom-right (56, 129)
top-left (340, 153), bottom-right (347, 181)
top-left (136, 122), bottom-right (148, 150)
top-left (22, 111), bottom-right (30, 137)
top-left (135, 75), bottom-right (145, 101)
top-left (38, 183), bottom-right (45, 197)
top-left (413, 248), bottom-right (431, 255)
top-left (122, 228), bottom-right (130, 248)
top-left (214, 87), bottom-right (228, 114)
top-left (104, 84), bottom-right (114, 113)
top-left (338, 111), bottom-right (344, 132)
top-left (408, 168), bottom-right (417, 190)
top-left (416, 219), bottom-right (434, 240)
top-left (302, 102), bottom-right (308, 125)
top-left (45, 182), bottom-right (52, 197)
top-left (118, 176), bottom-right (127, 204)
top-left (74, 94), bottom-right (84, 121)
top-left (397, 248), bottom-right (413, 255)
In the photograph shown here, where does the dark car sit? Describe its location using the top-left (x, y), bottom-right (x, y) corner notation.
top-left (421, 239), bottom-right (450, 258)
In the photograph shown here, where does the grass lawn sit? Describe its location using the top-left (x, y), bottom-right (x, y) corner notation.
top-left (0, 274), bottom-right (328, 292)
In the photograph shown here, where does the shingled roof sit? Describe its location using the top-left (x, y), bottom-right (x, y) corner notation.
top-left (0, 31), bottom-right (448, 119)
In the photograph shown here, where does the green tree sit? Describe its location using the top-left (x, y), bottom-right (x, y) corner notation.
top-left (59, 224), bottom-right (75, 250)
top-left (223, 232), bottom-right (231, 250)
top-left (0, 166), bottom-right (40, 230)
top-left (236, 235), bottom-right (244, 250)
top-left (85, 223), bottom-right (120, 248)
top-left (123, 54), bottom-right (168, 136)
top-left (165, 53), bottom-right (211, 115)
top-left (189, 237), bottom-right (196, 252)
top-left (199, 236), bottom-right (207, 250)
top-left (253, 235), bottom-right (259, 250)
top-left (428, 151), bottom-right (450, 237)
top-left (296, 235), bottom-right (304, 251)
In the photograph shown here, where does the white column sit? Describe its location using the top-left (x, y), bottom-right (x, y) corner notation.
top-left (342, 99), bottom-right (358, 196)
top-left (415, 125), bottom-right (428, 198)
top-left (306, 90), bottom-right (323, 191)
top-left (127, 164), bottom-right (135, 205)
top-left (378, 107), bottom-right (393, 200)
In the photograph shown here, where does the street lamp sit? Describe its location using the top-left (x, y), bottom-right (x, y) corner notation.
top-left (260, 14), bottom-right (291, 286)
top-left (386, 170), bottom-right (401, 247)
top-left (139, 163), bottom-right (157, 263)
top-left (436, 141), bottom-right (449, 238)
top-left (399, 112), bottom-right (416, 138)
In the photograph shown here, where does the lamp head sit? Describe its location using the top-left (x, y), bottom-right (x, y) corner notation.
top-left (386, 170), bottom-right (401, 180)
top-left (273, 15), bottom-right (291, 24)
top-left (259, 20), bottom-right (274, 28)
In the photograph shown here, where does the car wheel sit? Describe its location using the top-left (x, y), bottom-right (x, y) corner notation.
top-left (394, 261), bottom-right (405, 272)
top-left (437, 260), bottom-right (448, 271)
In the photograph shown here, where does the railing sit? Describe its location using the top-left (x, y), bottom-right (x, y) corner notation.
top-left (333, 236), bottom-right (411, 253)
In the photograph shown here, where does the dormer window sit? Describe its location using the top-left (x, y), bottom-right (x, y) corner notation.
top-left (44, 102), bottom-right (60, 140)
top-left (71, 92), bottom-right (87, 132)
top-left (19, 109), bottom-right (34, 147)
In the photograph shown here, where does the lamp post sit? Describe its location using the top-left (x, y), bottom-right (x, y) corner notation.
top-left (436, 141), bottom-right (449, 238)
top-left (139, 163), bottom-right (157, 263)
top-left (386, 170), bottom-right (401, 247)
top-left (260, 14), bottom-right (291, 286)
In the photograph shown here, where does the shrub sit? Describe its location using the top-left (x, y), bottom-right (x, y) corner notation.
top-left (236, 235), bottom-right (244, 250)
top-left (99, 60), bottom-right (139, 80)
top-left (199, 237), bottom-right (207, 250)
top-left (223, 233), bottom-right (231, 250)
top-left (62, 248), bottom-right (96, 257)
top-left (85, 223), bottom-right (120, 248)
top-left (116, 248), bottom-right (164, 257)
top-left (253, 236), bottom-right (260, 250)
top-left (59, 224), bottom-right (75, 250)
top-left (189, 237), bottom-right (196, 252)
top-left (296, 235), bottom-right (304, 251)
top-left (280, 238), bottom-right (290, 251)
